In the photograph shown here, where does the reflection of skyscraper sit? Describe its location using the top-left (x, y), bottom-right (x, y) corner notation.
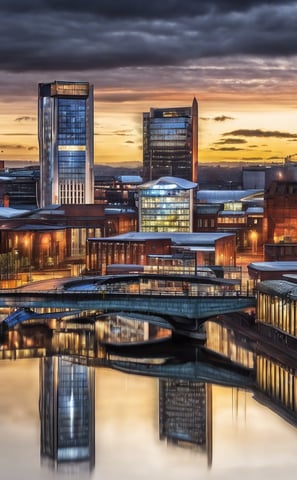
top-left (159, 379), bottom-right (212, 466)
top-left (38, 81), bottom-right (94, 207)
top-left (39, 357), bottom-right (95, 472)
top-left (143, 98), bottom-right (198, 183)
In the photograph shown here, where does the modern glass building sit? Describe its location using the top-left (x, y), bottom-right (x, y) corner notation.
top-left (138, 176), bottom-right (197, 232)
top-left (143, 97), bottom-right (198, 183)
top-left (38, 81), bottom-right (94, 207)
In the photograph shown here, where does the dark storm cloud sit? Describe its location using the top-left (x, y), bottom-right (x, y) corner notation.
top-left (0, 143), bottom-right (24, 149)
top-left (2, 133), bottom-right (35, 136)
top-left (96, 129), bottom-right (134, 137)
top-left (213, 115), bottom-right (235, 122)
top-left (201, 115), bottom-right (235, 122)
top-left (223, 129), bottom-right (297, 139)
top-left (2, 1), bottom-right (295, 17)
top-left (14, 116), bottom-right (35, 122)
top-left (215, 138), bottom-right (247, 145)
top-left (0, 1), bottom-right (296, 72)
top-left (113, 130), bottom-right (134, 136)
top-left (210, 147), bottom-right (245, 151)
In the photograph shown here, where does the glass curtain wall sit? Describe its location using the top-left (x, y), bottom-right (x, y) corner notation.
top-left (57, 98), bottom-right (86, 204)
top-left (143, 107), bottom-right (193, 182)
top-left (140, 188), bottom-right (192, 232)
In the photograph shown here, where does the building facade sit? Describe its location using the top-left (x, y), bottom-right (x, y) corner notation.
top-left (263, 180), bottom-right (297, 261)
top-left (143, 98), bottom-right (198, 183)
top-left (195, 189), bottom-right (263, 252)
top-left (0, 204), bottom-right (138, 285)
top-left (0, 166), bottom-right (39, 208)
top-left (256, 279), bottom-right (297, 346)
top-left (38, 81), bottom-right (94, 207)
top-left (86, 232), bottom-right (236, 276)
top-left (138, 176), bottom-right (197, 233)
top-left (94, 175), bottom-right (143, 205)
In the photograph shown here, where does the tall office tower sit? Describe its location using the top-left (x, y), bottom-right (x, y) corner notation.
top-left (38, 81), bottom-right (94, 207)
top-left (143, 97), bottom-right (198, 183)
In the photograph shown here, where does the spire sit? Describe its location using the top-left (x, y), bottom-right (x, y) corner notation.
top-left (192, 97), bottom-right (198, 183)
top-left (192, 96), bottom-right (198, 115)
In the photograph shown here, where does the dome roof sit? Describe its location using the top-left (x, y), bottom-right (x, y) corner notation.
top-left (139, 176), bottom-right (197, 190)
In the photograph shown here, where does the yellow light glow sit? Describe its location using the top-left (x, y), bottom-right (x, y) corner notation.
top-left (58, 145), bottom-right (86, 151)
top-left (0, 88), bottom-right (296, 166)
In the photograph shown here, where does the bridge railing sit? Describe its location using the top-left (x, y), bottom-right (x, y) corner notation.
top-left (63, 283), bottom-right (255, 297)
top-left (1, 286), bottom-right (256, 298)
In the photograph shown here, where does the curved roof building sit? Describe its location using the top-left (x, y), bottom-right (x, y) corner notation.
top-left (138, 176), bottom-right (197, 233)
top-left (139, 176), bottom-right (197, 191)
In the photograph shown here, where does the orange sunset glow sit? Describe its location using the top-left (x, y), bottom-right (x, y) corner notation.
top-left (0, 78), bottom-right (297, 167)
top-left (0, 2), bottom-right (296, 167)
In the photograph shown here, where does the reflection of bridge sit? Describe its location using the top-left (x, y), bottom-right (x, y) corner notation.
top-left (103, 338), bottom-right (255, 388)
top-left (107, 359), bottom-right (254, 388)
top-left (0, 274), bottom-right (256, 337)
top-left (0, 313), bottom-right (255, 389)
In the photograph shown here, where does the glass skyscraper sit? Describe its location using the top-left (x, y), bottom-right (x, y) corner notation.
top-left (143, 97), bottom-right (198, 183)
top-left (38, 81), bottom-right (94, 207)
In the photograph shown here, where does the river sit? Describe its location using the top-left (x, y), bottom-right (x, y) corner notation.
top-left (0, 313), bottom-right (296, 480)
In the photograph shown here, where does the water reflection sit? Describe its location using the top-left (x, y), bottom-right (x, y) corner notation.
top-left (206, 319), bottom-right (297, 425)
top-left (159, 380), bottom-right (213, 467)
top-left (0, 310), bottom-right (297, 478)
top-left (39, 357), bottom-right (95, 473)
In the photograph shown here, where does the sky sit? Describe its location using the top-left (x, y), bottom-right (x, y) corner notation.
top-left (0, 0), bottom-right (297, 167)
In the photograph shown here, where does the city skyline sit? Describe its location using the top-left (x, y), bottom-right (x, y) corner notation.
top-left (0, 1), bottom-right (297, 166)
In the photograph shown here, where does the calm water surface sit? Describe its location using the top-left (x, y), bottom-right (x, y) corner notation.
top-left (0, 354), bottom-right (296, 480)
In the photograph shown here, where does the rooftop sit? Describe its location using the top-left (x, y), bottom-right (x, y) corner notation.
top-left (139, 176), bottom-right (197, 190)
top-left (115, 175), bottom-right (143, 184)
top-left (248, 261), bottom-right (297, 272)
top-left (257, 280), bottom-right (297, 300)
top-left (197, 189), bottom-right (263, 203)
top-left (88, 231), bottom-right (234, 245)
top-left (0, 207), bottom-right (31, 218)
